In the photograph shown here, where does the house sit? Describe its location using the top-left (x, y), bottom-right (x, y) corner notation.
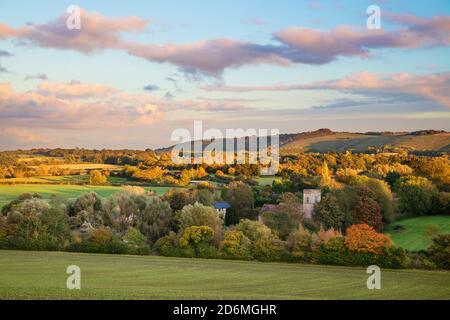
top-left (303, 189), bottom-right (321, 219)
top-left (213, 201), bottom-right (231, 219)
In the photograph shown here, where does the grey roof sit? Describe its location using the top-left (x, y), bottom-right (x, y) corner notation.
top-left (213, 201), bottom-right (231, 209)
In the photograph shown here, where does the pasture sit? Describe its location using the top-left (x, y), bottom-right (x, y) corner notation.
top-left (0, 184), bottom-right (177, 208)
top-left (0, 250), bottom-right (449, 299)
top-left (385, 216), bottom-right (450, 251)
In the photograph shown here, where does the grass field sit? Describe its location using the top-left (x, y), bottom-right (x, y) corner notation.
top-left (0, 250), bottom-right (448, 300)
top-left (255, 176), bottom-right (281, 186)
top-left (0, 184), bottom-right (176, 208)
top-left (385, 216), bottom-right (450, 251)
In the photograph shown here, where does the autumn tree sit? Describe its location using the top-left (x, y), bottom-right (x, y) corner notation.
top-left (351, 186), bottom-right (383, 231)
top-left (89, 170), bottom-right (107, 185)
top-left (344, 224), bottom-right (392, 254)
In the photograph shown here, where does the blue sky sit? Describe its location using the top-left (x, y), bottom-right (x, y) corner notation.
top-left (0, 0), bottom-right (449, 149)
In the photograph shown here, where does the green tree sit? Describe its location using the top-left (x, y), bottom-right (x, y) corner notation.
top-left (176, 203), bottom-right (223, 242)
top-left (222, 181), bottom-right (255, 225)
top-left (313, 193), bottom-right (346, 231)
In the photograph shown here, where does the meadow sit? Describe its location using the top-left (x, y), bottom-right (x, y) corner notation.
top-left (0, 184), bottom-right (176, 208)
top-left (385, 216), bottom-right (450, 251)
top-left (0, 250), bottom-right (449, 300)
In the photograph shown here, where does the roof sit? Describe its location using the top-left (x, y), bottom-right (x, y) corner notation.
top-left (260, 204), bottom-right (278, 212)
top-left (213, 201), bottom-right (231, 209)
top-left (303, 189), bottom-right (321, 194)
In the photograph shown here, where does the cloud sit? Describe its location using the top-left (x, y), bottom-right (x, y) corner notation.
top-left (143, 84), bottom-right (159, 91)
top-left (0, 63), bottom-right (8, 73)
top-left (0, 50), bottom-right (12, 57)
top-left (0, 10), bottom-right (449, 76)
top-left (1, 9), bottom-right (149, 53)
top-left (0, 81), bottom-right (164, 130)
top-left (123, 39), bottom-right (290, 77)
top-left (205, 72), bottom-right (450, 108)
top-left (24, 73), bottom-right (48, 81)
top-left (37, 80), bottom-right (117, 99)
top-left (1, 127), bottom-right (51, 144)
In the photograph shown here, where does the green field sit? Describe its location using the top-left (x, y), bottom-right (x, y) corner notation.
top-left (0, 184), bottom-right (175, 208)
top-left (256, 176), bottom-right (281, 186)
top-left (385, 216), bottom-right (450, 251)
top-left (0, 250), bottom-right (448, 299)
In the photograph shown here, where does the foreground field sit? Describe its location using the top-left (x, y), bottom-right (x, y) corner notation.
top-left (385, 216), bottom-right (450, 251)
top-left (0, 184), bottom-right (175, 208)
top-left (0, 250), bottom-right (449, 299)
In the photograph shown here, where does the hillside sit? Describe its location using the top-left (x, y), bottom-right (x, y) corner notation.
top-left (158, 129), bottom-right (450, 154)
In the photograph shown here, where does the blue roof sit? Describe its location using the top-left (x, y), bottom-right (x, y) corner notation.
top-left (213, 201), bottom-right (231, 209)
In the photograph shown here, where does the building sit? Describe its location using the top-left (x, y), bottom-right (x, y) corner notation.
top-left (303, 189), bottom-right (321, 219)
top-left (213, 201), bottom-right (231, 219)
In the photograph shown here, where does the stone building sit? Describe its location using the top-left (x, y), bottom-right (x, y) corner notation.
top-left (303, 189), bottom-right (322, 219)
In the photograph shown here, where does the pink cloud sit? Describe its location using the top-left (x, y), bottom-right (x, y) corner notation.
top-left (37, 80), bottom-right (118, 99)
top-left (203, 72), bottom-right (450, 108)
top-left (0, 10), bottom-right (449, 76)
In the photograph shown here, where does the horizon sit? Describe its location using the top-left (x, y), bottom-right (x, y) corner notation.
top-left (1, 0), bottom-right (450, 150)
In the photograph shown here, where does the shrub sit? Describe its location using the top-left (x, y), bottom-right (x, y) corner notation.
top-left (219, 230), bottom-right (251, 260)
top-left (426, 234), bottom-right (450, 270)
top-left (178, 226), bottom-right (217, 258)
top-left (287, 226), bottom-right (313, 262)
top-left (344, 224), bottom-right (392, 255)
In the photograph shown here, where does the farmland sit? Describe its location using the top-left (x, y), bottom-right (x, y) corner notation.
top-left (0, 184), bottom-right (177, 208)
top-left (385, 216), bottom-right (450, 251)
top-left (0, 250), bottom-right (449, 300)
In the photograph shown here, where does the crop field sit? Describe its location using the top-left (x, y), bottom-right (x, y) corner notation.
top-left (385, 216), bottom-right (450, 251)
top-left (0, 250), bottom-right (448, 300)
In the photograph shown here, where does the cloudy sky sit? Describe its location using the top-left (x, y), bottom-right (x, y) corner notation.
top-left (0, 0), bottom-right (449, 150)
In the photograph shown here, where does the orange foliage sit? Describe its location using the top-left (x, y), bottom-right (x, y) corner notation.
top-left (344, 224), bottom-right (392, 254)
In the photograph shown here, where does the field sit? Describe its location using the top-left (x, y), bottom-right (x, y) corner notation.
top-left (0, 184), bottom-right (176, 208)
top-left (385, 216), bottom-right (450, 251)
top-left (0, 250), bottom-right (449, 300)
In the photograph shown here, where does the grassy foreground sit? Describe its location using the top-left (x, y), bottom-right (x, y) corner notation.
top-left (0, 250), bottom-right (449, 300)
top-left (385, 216), bottom-right (450, 251)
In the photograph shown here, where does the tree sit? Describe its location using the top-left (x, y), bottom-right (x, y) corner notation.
top-left (287, 225), bottom-right (313, 261)
top-left (344, 224), bottom-right (392, 254)
top-left (178, 226), bottom-right (216, 257)
top-left (176, 203), bottom-right (223, 242)
top-left (134, 198), bottom-right (174, 245)
top-left (319, 161), bottom-right (331, 187)
top-left (261, 194), bottom-right (303, 240)
top-left (427, 234), bottom-right (450, 269)
top-left (67, 192), bottom-right (105, 228)
top-left (222, 181), bottom-right (255, 225)
top-left (365, 178), bottom-right (395, 223)
top-left (235, 219), bottom-right (272, 241)
top-left (89, 170), bottom-right (107, 185)
top-left (219, 230), bottom-right (251, 259)
top-left (397, 184), bottom-right (432, 217)
top-left (351, 186), bottom-right (383, 231)
top-left (313, 193), bottom-right (346, 231)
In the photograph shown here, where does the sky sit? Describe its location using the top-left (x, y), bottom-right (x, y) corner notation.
top-left (0, 0), bottom-right (449, 150)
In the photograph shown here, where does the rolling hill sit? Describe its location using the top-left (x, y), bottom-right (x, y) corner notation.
top-left (157, 129), bottom-right (450, 154)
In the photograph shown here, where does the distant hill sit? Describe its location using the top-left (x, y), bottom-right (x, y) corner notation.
top-left (157, 129), bottom-right (450, 154)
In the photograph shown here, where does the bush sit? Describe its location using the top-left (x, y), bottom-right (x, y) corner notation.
top-left (219, 230), bottom-right (251, 260)
top-left (426, 234), bottom-right (450, 270)
top-left (344, 224), bottom-right (392, 255)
